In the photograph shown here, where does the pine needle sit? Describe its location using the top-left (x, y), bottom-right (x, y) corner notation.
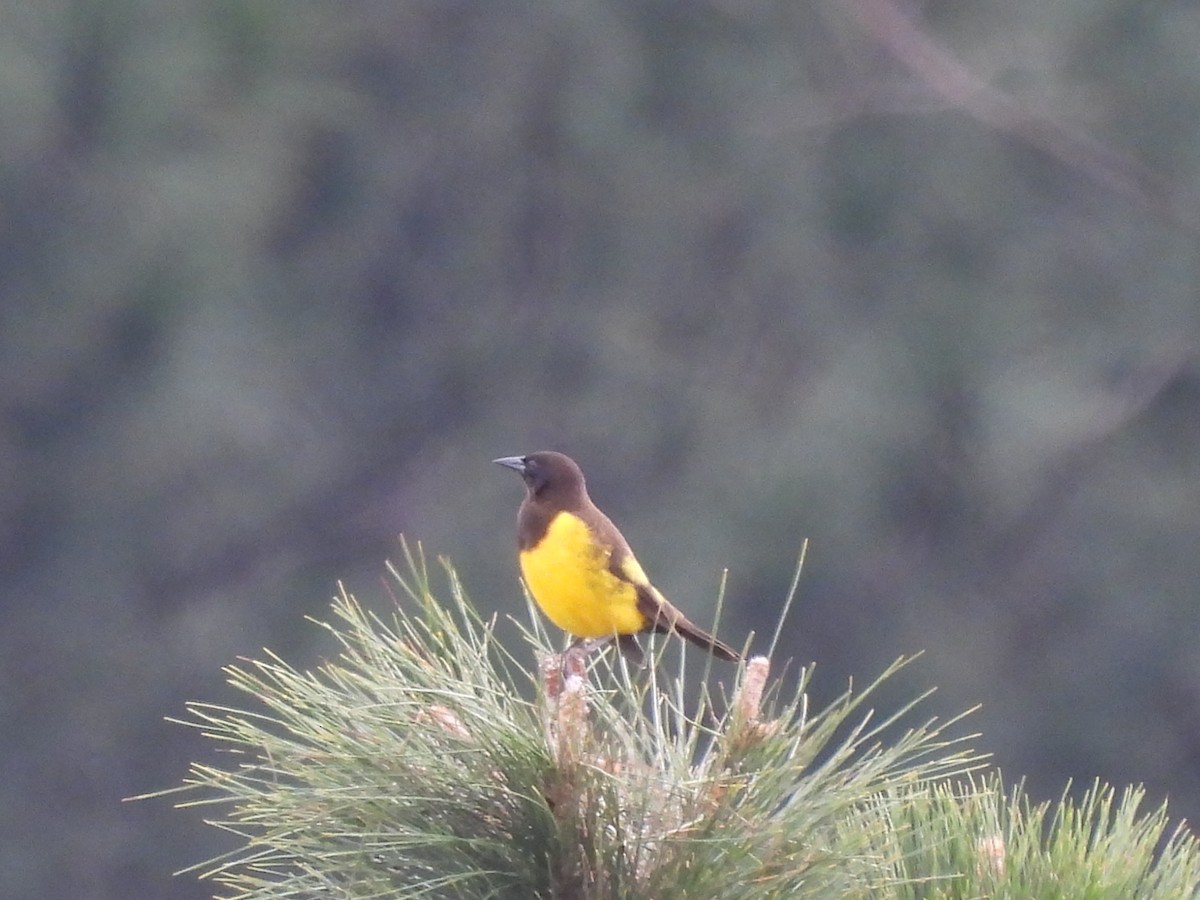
top-left (140, 541), bottom-right (1200, 899)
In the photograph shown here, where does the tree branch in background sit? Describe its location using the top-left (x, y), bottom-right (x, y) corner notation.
top-left (847, 0), bottom-right (1197, 232)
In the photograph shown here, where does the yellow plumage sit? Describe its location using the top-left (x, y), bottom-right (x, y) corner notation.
top-left (518, 511), bottom-right (648, 638)
top-left (496, 450), bottom-right (740, 662)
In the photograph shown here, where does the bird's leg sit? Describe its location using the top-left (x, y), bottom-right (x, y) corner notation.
top-left (574, 637), bottom-right (613, 655)
top-left (566, 636), bottom-right (610, 659)
top-left (562, 636), bottom-right (614, 675)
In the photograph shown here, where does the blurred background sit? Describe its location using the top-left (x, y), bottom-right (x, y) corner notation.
top-left (3, 1), bottom-right (1200, 897)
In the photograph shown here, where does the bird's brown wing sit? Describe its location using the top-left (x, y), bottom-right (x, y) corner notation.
top-left (631, 581), bottom-right (740, 662)
top-left (580, 501), bottom-right (739, 662)
top-left (597, 515), bottom-right (740, 662)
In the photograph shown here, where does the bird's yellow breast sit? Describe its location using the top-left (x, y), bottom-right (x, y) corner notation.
top-left (518, 511), bottom-right (648, 638)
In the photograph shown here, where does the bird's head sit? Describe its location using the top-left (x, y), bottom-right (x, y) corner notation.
top-left (493, 451), bottom-right (587, 503)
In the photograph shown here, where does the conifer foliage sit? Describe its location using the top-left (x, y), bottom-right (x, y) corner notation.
top-left (159, 543), bottom-right (1200, 899)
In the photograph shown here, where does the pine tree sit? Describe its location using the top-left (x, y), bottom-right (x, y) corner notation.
top-left (147, 541), bottom-right (1200, 899)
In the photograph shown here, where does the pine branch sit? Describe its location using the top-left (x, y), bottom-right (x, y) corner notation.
top-left (142, 540), bottom-right (1200, 899)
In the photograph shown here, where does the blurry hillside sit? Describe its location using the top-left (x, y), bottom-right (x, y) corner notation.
top-left (2, 3), bottom-right (1199, 898)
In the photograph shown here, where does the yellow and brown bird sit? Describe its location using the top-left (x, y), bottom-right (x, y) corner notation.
top-left (494, 451), bottom-right (739, 662)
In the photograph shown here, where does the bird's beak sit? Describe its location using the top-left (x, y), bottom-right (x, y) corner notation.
top-left (492, 456), bottom-right (527, 474)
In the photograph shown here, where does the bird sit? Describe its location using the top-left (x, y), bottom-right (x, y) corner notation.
top-left (493, 450), bottom-right (740, 663)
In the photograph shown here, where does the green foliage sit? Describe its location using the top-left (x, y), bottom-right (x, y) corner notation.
top-left (158, 545), bottom-right (1200, 899)
top-left (858, 776), bottom-right (1200, 899)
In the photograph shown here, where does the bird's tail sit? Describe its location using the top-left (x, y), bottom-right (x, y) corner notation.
top-left (672, 616), bottom-right (741, 662)
top-left (637, 583), bottom-right (741, 662)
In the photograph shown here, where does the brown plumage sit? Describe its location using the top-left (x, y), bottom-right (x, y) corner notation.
top-left (494, 450), bottom-right (740, 662)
